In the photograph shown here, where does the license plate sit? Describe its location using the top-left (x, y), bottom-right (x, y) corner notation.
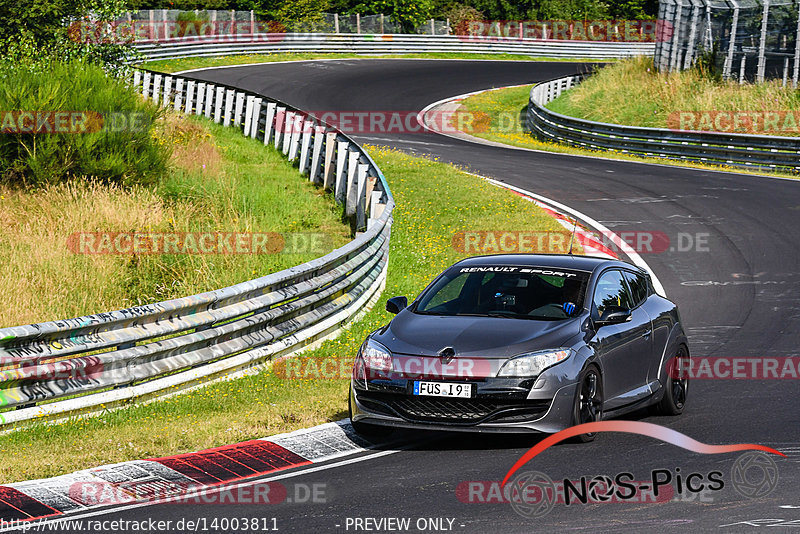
top-left (413, 381), bottom-right (472, 398)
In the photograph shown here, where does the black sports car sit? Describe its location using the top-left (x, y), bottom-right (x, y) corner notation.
top-left (349, 254), bottom-right (689, 441)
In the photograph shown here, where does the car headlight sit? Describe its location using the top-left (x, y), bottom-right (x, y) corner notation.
top-left (361, 338), bottom-right (393, 372)
top-left (496, 349), bottom-right (572, 377)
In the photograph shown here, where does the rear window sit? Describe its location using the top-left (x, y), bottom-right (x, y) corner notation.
top-left (414, 266), bottom-right (590, 320)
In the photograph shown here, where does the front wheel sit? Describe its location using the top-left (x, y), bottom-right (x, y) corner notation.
top-left (570, 365), bottom-right (603, 443)
top-left (654, 345), bottom-right (689, 416)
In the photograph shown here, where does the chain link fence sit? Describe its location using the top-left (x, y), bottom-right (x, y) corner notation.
top-left (655, 0), bottom-right (800, 84)
top-left (119, 10), bottom-right (451, 36)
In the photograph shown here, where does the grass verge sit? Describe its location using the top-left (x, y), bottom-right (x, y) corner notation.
top-left (453, 76), bottom-right (800, 180)
top-left (142, 52), bottom-right (604, 74)
top-left (0, 112), bottom-right (350, 328)
top-left (547, 56), bottom-right (800, 133)
top-left (0, 146), bottom-right (570, 483)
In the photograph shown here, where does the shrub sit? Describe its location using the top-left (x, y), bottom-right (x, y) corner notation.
top-left (0, 61), bottom-right (170, 187)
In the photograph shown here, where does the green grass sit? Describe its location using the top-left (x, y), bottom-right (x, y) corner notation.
top-left (547, 56), bottom-right (800, 134)
top-left (0, 112), bottom-right (350, 328)
top-left (0, 61), bottom-right (168, 187)
top-left (142, 52), bottom-right (604, 74)
top-left (453, 76), bottom-right (800, 180)
top-left (0, 145), bottom-right (568, 483)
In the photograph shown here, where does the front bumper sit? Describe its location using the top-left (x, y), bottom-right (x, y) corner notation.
top-left (350, 380), bottom-right (578, 434)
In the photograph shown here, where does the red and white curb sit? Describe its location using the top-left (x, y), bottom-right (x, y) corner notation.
top-left (508, 190), bottom-right (620, 260)
top-left (0, 421), bottom-right (379, 526)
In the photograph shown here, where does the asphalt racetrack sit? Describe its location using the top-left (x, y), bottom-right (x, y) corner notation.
top-left (89, 59), bottom-right (800, 532)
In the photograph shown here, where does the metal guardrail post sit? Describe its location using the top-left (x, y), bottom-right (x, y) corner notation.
top-left (234, 92), bottom-right (245, 127)
top-left (152, 74), bottom-right (162, 105)
top-left (323, 132), bottom-right (337, 190)
top-left (273, 106), bottom-right (286, 148)
top-left (345, 151), bottom-right (360, 217)
top-left (204, 85), bottom-right (214, 118)
top-left (282, 111), bottom-right (295, 155)
top-left (757, 0), bottom-right (770, 82)
top-left (163, 76), bottom-right (173, 107)
top-left (250, 98), bottom-right (262, 138)
top-left (185, 80), bottom-right (195, 114)
top-left (739, 54), bottom-right (746, 83)
top-left (669, 0), bottom-right (684, 72)
top-left (335, 141), bottom-right (349, 203)
top-left (174, 78), bottom-right (184, 111)
top-left (214, 87), bottom-right (224, 123)
top-left (196, 82), bottom-right (206, 116)
top-left (310, 126), bottom-right (326, 184)
top-left (299, 120), bottom-right (313, 173)
top-left (263, 102), bottom-right (277, 144)
top-left (723, 0), bottom-right (740, 80)
top-left (794, 1), bottom-right (800, 88)
top-left (683, 1), bottom-right (700, 70)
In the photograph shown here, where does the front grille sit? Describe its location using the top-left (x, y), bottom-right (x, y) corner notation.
top-left (395, 397), bottom-right (497, 421)
top-left (357, 391), bottom-right (550, 425)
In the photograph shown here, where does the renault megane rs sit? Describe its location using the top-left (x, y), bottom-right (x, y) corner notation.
top-left (349, 254), bottom-right (689, 441)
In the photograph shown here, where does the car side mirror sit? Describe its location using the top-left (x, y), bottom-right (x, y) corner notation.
top-left (595, 308), bottom-right (631, 327)
top-left (386, 296), bottom-right (408, 314)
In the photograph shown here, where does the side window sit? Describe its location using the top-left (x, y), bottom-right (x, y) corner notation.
top-left (623, 271), bottom-right (649, 307)
top-left (592, 270), bottom-right (634, 320)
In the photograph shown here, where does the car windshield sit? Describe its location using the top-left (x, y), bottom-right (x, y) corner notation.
top-left (414, 265), bottom-right (590, 320)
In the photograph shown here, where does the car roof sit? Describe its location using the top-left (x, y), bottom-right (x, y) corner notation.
top-left (452, 253), bottom-right (642, 274)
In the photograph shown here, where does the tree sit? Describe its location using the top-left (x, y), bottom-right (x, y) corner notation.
top-left (0, 0), bottom-right (132, 72)
top-left (352, 0), bottom-right (434, 32)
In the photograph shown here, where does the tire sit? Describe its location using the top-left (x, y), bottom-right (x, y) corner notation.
top-left (570, 365), bottom-right (603, 443)
top-left (348, 390), bottom-right (393, 438)
top-left (654, 345), bottom-right (689, 416)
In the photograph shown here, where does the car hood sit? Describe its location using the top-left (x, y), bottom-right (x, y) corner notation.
top-left (372, 310), bottom-right (583, 359)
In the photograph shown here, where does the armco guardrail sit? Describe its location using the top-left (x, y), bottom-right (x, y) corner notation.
top-left (134, 33), bottom-right (655, 60)
top-left (0, 68), bottom-right (393, 427)
top-left (527, 75), bottom-right (800, 170)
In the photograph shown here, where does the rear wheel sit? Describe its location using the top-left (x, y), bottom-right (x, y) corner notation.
top-left (348, 390), bottom-right (393, 438)
top-left (570, 365), bottom-right (603, 443)
top-left (654, 345), bottom-right (689, 416)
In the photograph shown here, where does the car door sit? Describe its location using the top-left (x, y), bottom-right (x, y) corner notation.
top-left (590, 269), bottom-right (653, 409)
top-left (623, 270), bottom-right (665, 383)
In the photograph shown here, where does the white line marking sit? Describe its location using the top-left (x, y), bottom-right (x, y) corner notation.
top-left (417, 87), bottom-right (800, 184)
top-left (0, 449), bottom-right (401, 532)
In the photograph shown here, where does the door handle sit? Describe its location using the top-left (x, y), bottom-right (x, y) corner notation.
top-left (642, 329), bottom-right (652, 338)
